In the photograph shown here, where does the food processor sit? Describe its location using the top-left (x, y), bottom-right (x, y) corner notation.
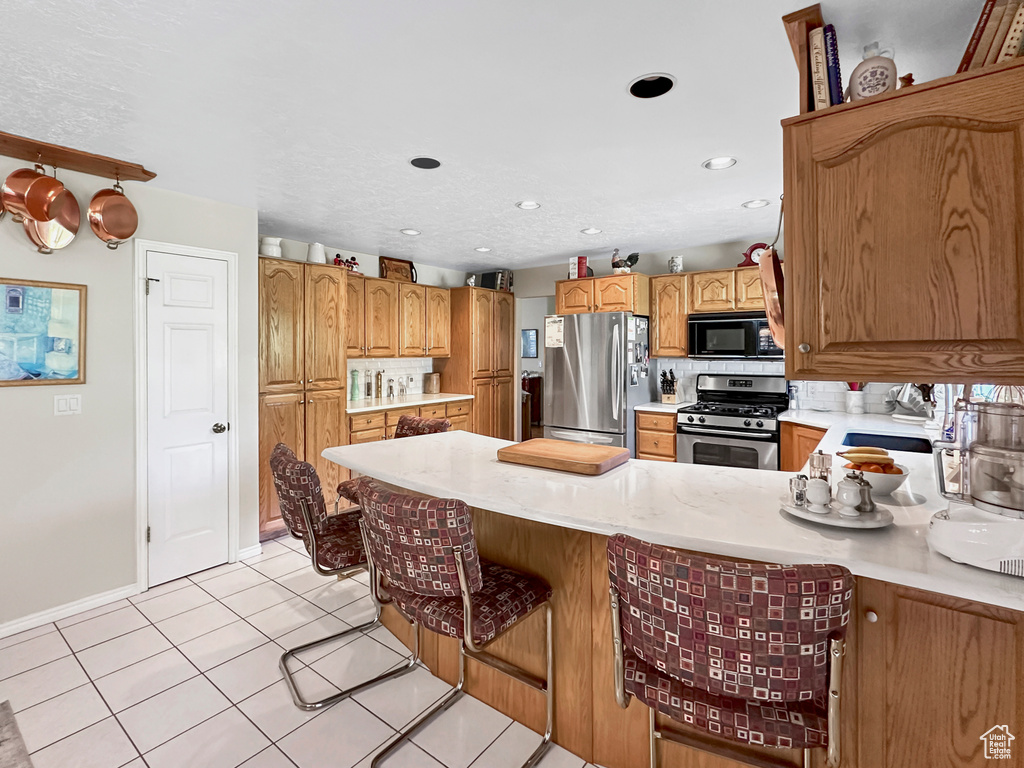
top-left (928, 401), bottom-right (1024, 576)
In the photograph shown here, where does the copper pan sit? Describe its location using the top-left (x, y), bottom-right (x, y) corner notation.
top-left (2, 164), bottom-right (65, 222)
top-left (23, 189), bottom-right (80, 254)
top-left (88, 181), bottom-right (137, 249)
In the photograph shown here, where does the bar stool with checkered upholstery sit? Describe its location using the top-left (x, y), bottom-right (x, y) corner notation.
top-left (351, 478), bottom-right (554, 768)
top-left (268, 443), bottom-right (418, 711)
top-left (335, 414), bottom-right (450, 509)
top-left (606, 534), bottom-right (853, 768)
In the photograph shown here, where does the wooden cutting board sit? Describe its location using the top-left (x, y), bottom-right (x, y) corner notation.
top-left (496, 438), bottom-right (630, 475)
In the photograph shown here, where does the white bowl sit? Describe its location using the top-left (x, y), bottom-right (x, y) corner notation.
top-left (853, 463), bottom-right (909, 496)
top-left (259, 245), bottom-right (282, 258)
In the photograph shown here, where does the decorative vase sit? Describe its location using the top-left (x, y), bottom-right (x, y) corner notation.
top-left (259, 236), bottom-right (282, 258)
top-left (849, 43), bottom-right (896, 102)
top-left (846, 390), bottom-right (866, 415)
top-left (306, 242), bottom-right (327, 264)
top-left (668, 255), bottom-right (683, 274)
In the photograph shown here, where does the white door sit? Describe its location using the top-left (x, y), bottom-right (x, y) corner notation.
top-left (147, 250), bottom-right (230, 585)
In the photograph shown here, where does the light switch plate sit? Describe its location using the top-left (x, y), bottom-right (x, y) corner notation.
top-left (54, 394), bottom-right (82, 416)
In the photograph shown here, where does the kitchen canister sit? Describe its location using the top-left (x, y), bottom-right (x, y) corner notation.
top-left (259, 236), bottom-right (282, 258)
top-left (668, 255), bottom-right (684, 273)
top-left (845, 390), bottom-right (866, 414)
top-left (306, 242), bottom-right (327, 264)
top-left (424, 372), bottom-right (441, 394)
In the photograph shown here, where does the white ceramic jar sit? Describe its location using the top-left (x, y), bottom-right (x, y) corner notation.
top-left (306, 242), bottom-right (327, 264)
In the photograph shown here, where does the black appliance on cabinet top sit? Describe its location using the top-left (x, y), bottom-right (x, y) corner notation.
top-left (676, 374), bottom-right (789, 471)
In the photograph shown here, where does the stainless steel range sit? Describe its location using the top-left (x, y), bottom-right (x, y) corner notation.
top-left (676, 374), bottom-right (789, 471)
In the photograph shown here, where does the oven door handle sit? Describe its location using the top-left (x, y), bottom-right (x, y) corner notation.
top-left (678, 426), bottom-right (775, 439)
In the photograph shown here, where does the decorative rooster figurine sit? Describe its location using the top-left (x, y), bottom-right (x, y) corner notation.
top-left (611, 249), bottom-right (640, 274)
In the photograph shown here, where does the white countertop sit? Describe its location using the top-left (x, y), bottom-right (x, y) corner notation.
top-left (346, 393), bottom-right (473, 414)
top-left (634, 401), bottom-right (690, 414)
top-left (324, 427), bottom-right (1024, 612)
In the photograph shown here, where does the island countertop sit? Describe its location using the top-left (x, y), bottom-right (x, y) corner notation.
top-left (323, 430), bottom-right (1024, 612)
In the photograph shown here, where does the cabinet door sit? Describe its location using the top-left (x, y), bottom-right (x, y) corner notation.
top-left (304, 389), bottom-right (348, 494)
top-left (304, 265), bottom-right (346, 391)
top-left (471, 290), bottom-right (494, 378)
top-left (398, 283), bottom-right (427, 357)
top-left (492, 290), bottom-right (515, 377)
top-left (785, 66), bottom-right (1024, 382)
top-left (688, 270), bottom-right (735, 313)
top-left (448, 413), bottom-right (471, 432)
top-left (492, 376), bottom-right (515, 441)
top-left (349, 427), bottom-right (386, 444)
top-left (780, 422), bottom-right (827, 472)
top-left (555, 280), bottom-right (594, 314)
top-left (857, 579), bottom-right (1024, 768)
top-left (259, 259), bottom-right (304, 393)
top-left (472, 378), bottom-right (493, 436)
top-left (650, 275), bottom-right (686, 357)
top-left (259, 393), bottom-right (305, 534)
top-left (345, 273), bottom-right (365, 358)
top-left (593, 275), bottom-right (634, 313)
top-left (734, 267), bottom-right (765, 310)
top-left (365, 278), bottom-right (399, 357)
top-left (425, 287), bottom-right (451, 357)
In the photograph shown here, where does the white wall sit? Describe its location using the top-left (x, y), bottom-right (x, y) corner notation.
top-left (0, 158), bottom-right (258, 629)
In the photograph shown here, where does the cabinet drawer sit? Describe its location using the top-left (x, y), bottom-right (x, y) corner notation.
top-left (637, 453), bottom-right (675, 463)
top-left (447, 401), bottom-right (472, 416)
top-left (419, 404), bottom-right (447, 419)
top-left (349, 427), bottom-right (386, 444)
top-left (385, 407), bottom-right (419, 426)
top-left (636, 411), bottom-right (677, 433)
top-left (349, 412), bottom-right (386, 431)
top-left (637, 429), bottom-right (675, 458)
top-left (448, 414), bottom-right (471, 432)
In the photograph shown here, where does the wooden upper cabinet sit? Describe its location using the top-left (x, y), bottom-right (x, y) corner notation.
top-left (471, 289), bottom-right (494, 378)
top-left (259, 259), bottom-right (304, 393)
top-left (734, 267), bottom-right (766, 310)
top-left (594, 275), bottom-right (633, 312)
top-left (364, 278), bottom-right (399, 358)
top-left (556, 279), bottom-right (593, 314)
top-left (426, 287), bottom-right (451, 357)
top-left (492, 290), bottom-right (514, 377)
top-left (784, 62), bottom-right (1024, 382)
top-left (689, 270), bottom-right (736, 313)
top-left (345, 273), bottom-right (365, 359)
top-left (303, 264), bottom-right (346, 391)
top-left (650, 275), bottom-right (686, 357)
top-left (398, 283), bottom-right (427, 357)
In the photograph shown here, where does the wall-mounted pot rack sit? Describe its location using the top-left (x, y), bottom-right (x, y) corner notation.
top-left (0, 130), bottom-right (156, 182)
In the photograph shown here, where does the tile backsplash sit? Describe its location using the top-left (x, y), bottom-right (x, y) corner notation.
top-left (655, 358), bottom-right (896, 413)
top-left (346, 358), bottom-right (434, 396)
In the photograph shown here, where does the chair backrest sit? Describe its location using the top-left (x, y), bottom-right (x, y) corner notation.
top-left (269, 443), bottom-right (328, 537)
top-left (607, 533), bottom-right (853, 703)
top-left (394, 414), bottom-right (451, 439)
top-left (357, 479), bottom-right (482, 597)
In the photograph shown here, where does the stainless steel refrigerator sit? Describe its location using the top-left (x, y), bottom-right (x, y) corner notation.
top-left (543, 312), bottom-right (656, 456)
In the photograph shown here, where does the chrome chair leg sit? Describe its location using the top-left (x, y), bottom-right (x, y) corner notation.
top-left (519, 602), bottom-right (553, 768)
top-left (279, 607), bottom-right (419, 711)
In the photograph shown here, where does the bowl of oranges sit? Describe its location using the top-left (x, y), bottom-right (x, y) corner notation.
top-left (836, 447), bottom-right (909, 496)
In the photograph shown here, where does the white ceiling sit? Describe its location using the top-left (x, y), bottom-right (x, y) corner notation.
top-left (2, 1), bottom-right (977, 270)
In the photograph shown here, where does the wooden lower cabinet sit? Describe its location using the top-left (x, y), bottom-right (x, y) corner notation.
top-left (472, 378), bottom-right (494, 436)
top-left (493, 376), bottom-right (515, 441)
top-left (349, 427), bottom-right (385, 444)
top-left (780, 421), bottom-right (827, 472)
top-left (419, 404), bottom-right (447, 420)
top-left (304, 390), bottom-right (348, 497)
top-left (258, 393), bottom-right (305, 536)
top-left (448, 413), bottom-right (470, 431)
top-left (636, 411), bottom-right (677, 462)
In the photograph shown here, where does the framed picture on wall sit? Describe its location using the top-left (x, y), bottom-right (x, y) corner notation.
top-left (0, 278), bottom-right (86, 386)
top-left (521, 329), bottom-right (538, 359)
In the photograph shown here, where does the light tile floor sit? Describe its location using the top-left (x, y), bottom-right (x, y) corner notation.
top-left (0, 534), bottom-right (596, 768)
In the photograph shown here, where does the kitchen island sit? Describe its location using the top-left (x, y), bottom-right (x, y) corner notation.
top-left (324, 431), bottom-right (1024, 768)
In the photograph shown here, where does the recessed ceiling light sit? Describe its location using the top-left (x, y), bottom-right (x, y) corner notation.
top-left (400, 228), bottom-right (421, 236)
top-left (410, 157), bottom-right (441, 169)
top-left (741, 199), bottom-right (771, 209)
top-left (516, 201), bottom-right (541, 210)
top-left (629, 73), bottom-right (675, 99)
top-left (580, 227), bottom-right (602, 235)
top-left (702, 156), bottom-right (737, 170)
top-left (474, 247), bottom-right (492, 253)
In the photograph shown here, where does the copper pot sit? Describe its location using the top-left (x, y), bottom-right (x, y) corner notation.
top-left (23, 189), bottom-right (80, 254)
top-left (2, 164), bottom-right (66, 222)
top-left (87, 181), bottom-right (137, 249)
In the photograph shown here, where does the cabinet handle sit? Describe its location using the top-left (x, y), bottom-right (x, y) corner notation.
top-left (653, 441), bottom-right (659, 446)
top-left (865, 610), bottom-right (878, 623)
top-left (798, 343), bottom-right (811, 353)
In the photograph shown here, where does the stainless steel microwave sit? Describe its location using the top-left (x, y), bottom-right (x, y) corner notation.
top-left (687, 311), bottom-right (783, 359)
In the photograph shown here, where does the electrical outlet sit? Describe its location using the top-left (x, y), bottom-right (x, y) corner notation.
top-left (54, 394), bottom-right (82, 416)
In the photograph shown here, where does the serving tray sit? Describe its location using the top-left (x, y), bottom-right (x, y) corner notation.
top-left (780, 498), bottom-right (895, 529)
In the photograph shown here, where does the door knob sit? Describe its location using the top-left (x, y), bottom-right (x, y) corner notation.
top-left (212, 423), bottom-right (228, 434)
top-left (797, 343), bottom-right (811, 353)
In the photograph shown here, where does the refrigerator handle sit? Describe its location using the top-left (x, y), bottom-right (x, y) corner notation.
top-left (612, 322), bottom-right (621, 419)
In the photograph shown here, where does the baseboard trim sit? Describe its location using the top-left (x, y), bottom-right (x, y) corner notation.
top-left (237, 543), bottom-right (262, 561)
top-left (0, 583), bottom-right (141, 640)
